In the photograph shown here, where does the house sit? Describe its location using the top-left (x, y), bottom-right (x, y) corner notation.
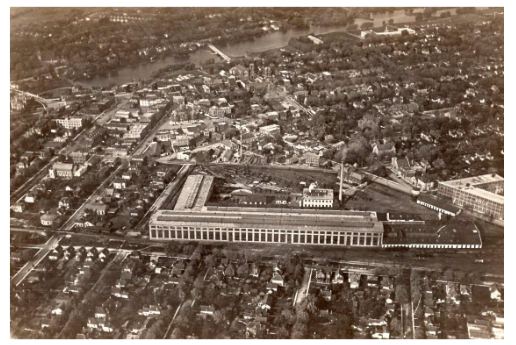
top-left (41, 213), bottom-right (59, 227)
top-left (373, 142), bottom-right (396, 156)
top-left (266, 283), bottom-right (278, 292)
top-left (25, 193), bottom-right (37, 204)
top-left (271, 273), bottom-right (284, 287)
top-left (51, 304), bottom-right (65, 316)
top-left (321, 289), bottom-right (332, 301)
top-left (349, 273), bottom-right (361, 289)
top-left (59, 197), bottom-right (72, 210)
top-left (89, 203), bottom-right (108, 216)
top-left (200, 305), bottom-right (215, 316)
top-left (304, 152), bottom-right (320, 166)
top-left (41, 318), bottom-right (51, 329)
top-left (12, 202), bottom-right (25, 213)
top-left (95, 307), bottom-right (107, 319)
top-left (113, 179), bottom-right (126, 190)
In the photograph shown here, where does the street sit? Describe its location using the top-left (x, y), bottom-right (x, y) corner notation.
top-left (10, 234), bottom-right (63, 286)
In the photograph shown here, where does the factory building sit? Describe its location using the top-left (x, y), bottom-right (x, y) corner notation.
top-left (437, 174), bottom-right (504, 221)
top-left (149, 207), bottom-right (384, 247)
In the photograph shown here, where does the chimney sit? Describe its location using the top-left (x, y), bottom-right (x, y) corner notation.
top-left (339, 162), bottom-right (344, 202)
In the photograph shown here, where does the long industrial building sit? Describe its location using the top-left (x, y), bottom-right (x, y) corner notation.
top-left (148, 174), bottom-right (483, 249)
top-left (149, 207), bottom-right (385, 247)
top-left (437, 174), bottom-right (504, 221)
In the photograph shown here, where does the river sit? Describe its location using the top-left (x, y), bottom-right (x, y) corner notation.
top-left (76, 24), bottom-right (350, 88)
top-left (76, 7), bottom-right (474, 88)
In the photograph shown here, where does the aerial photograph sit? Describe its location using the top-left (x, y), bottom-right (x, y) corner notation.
top-left (9, 5), bottom-right (504, 340)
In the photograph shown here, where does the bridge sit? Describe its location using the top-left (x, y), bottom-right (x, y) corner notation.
top-left (207, 44), bottom-right (231, 62)
top-left (10, 84), bottom-right (52, 110)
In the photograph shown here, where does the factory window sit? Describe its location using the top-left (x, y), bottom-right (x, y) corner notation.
top-left (261, 233), bottom-right (266, 242)
top-left (333, 235), bottom-right (339, 244)
top-left (326, 234), bottom-right (332, 244)
top-left (267, 233), bottom-right (273, 242)
top-left (189, 230), bottom-right (195, 239)
top-left (280, 234), bottom-right (286, 242)
top-left (306, 235), bottom-right (312, 244)
top-left (208, 231), bottom-right (214, 240)
top-left (352, 234), bottom-right (358, 245)
top-left (300, 235), bottom-right (305, 244)
top-left (221, 232), bottom-right (227, 241)
top-left (359, 234), bottom-right (365, 245)
top-left (215, 231), bottom-right (220, 241)
top-left (254, 233), bottom-right (260, 242)
top-left (273, 234), bottom-right (279, 242)
top-left (177, 230), bottom-right (182, 239)
top-left (196, 231), bottom-right (201, 239)
top-left (151, 230), bottom-right (157, 238)
top-left (293, 234), bottom-right (299, 243)
top-left (170, 230), bottom-right (176, 239)
top-left (235, 232), bottom-right (240, 241)
top-left (157, 230), bottom-right (163, 238)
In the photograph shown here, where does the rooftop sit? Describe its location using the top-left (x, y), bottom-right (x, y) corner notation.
top-left (174, 175), bottom-right (214, 211)
top-left (439, 174), bottom-right (504, 204)
top-left (383, 220), bottom-right (482, 245)
top-left (151, 207), bottom-right (383, 233)
top-left (303, 188), bottom-right (333, 200)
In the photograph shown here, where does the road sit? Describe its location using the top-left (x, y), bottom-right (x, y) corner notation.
top-left (10, 100), bottom-right (128, 205)
top-left (132, 108), bottom-right (173, 156)
top-left (135, 164), bottom-right (194, 229)
top-left (60, 160), bottom-right (128, 231)
top-left (11, 234), bottom-right (63, 286)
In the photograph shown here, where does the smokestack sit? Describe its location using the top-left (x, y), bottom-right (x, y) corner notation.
top-left (339, 162), bottom-right (344, 202)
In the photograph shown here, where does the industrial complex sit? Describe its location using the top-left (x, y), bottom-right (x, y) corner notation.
top-left (437, 174), bottom-right (504, 221)
top-left (148, 174), bottom-right (486, 249)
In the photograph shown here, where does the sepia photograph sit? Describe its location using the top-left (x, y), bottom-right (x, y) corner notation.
top-left (9, 2), bottom-right (505, 340)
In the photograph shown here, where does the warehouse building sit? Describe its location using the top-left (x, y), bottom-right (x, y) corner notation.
top-left (382, 220), bottom-right (482, 249)
top-left (302, 185), bottom-right (334, 208)
top-left (437, 174), bottom-right (504, 220)
top-left (416, 195), bottom-right (462, 217)
top-left (174, 175), bottom-right (214, 211)
top-left (149, 207), bottom-right (384, 247)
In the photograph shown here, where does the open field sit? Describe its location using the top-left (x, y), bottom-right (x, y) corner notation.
top-left (344, 183), bottom-right (438, 218)
top-left (207, 163), bottom-right (338, 192)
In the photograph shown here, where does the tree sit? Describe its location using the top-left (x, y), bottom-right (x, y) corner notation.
top-left (396, 285), bottom-right (409, 304)
top-left (237, 263), bottom-right (249, 278)
top-left (224, 263), bottom-right (235, 278)
top-left (281, 309), bottom-right (297, 326)
top-left (291, 322), bottom-right (307, 339)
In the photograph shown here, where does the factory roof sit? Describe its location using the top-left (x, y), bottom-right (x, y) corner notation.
top-left (383, 220), bottom-right (482, 245)
top-left (151, 207), bottom-right (383, 233)
top-left (439, 174), bottom-right (504, 204)
top-left (174, 175), bottom-right (214, 211)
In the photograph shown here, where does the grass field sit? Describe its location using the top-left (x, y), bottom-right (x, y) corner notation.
top-left (345, 183), bottom-right (439, 219)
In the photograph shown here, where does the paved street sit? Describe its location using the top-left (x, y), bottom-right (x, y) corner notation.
top-left (11, 234), bottom-right (63, 286)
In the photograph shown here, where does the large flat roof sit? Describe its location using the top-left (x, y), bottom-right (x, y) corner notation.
top-left (383, 220), bottom-right (482, 245)
top-left (174, 175), bottom-right (214, 211)
top-left (150, 208), bottom-right (383, 233)
top-left (439, 174), bottom-right (504, 205)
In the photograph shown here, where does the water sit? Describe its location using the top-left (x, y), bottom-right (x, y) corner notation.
top-left (75, 25), bottom-right (349, 88)
top-left (77, 8), bottom-right (467, 88)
